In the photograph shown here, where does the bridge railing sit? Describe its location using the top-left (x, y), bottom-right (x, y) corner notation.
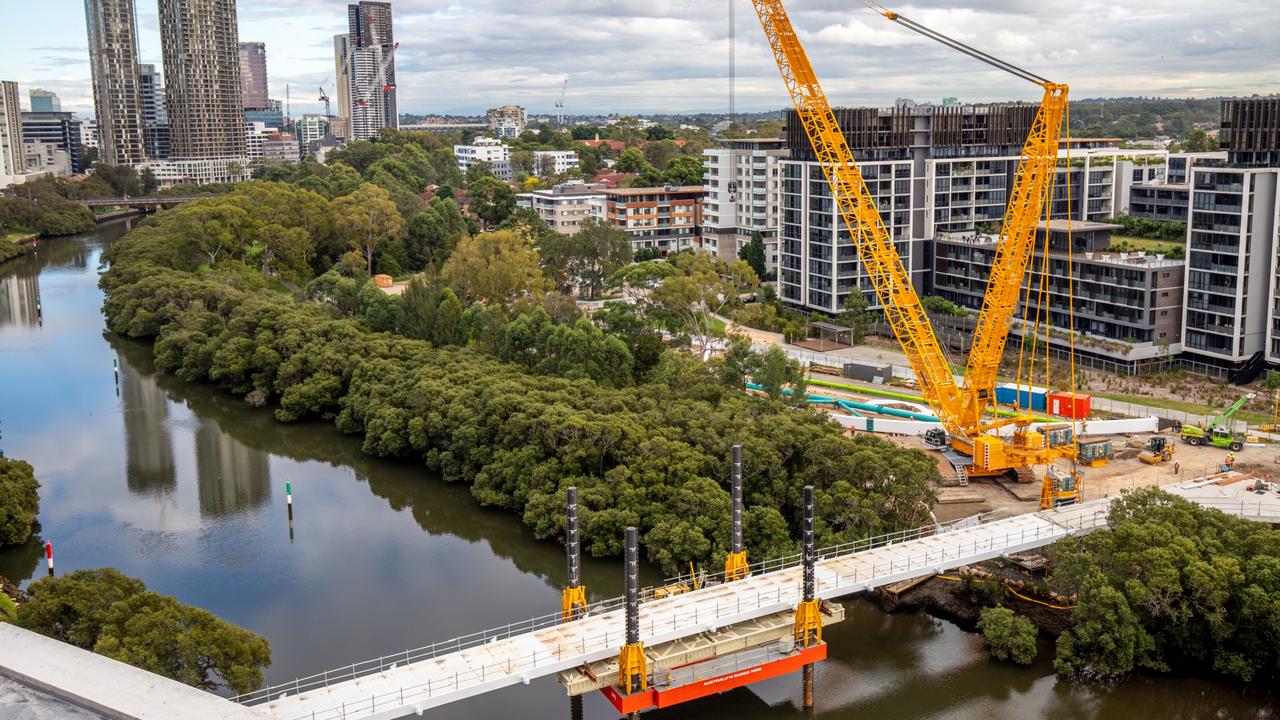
top-left (237, 504), bottom-right (1108, 717)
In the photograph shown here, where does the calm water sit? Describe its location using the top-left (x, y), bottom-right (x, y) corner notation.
top-left (0, 223), bottom-right (1273, 719)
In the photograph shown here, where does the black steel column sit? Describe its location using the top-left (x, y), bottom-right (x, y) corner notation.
top-left (625, 526), bottom-right (639, 645)
top-left (802, 484), bottom-right (816, 710)
top-left (566, 487), bottom-right (581, 589)
top-left (803, 485), bottom-right (815, 601)
top-left (731, 444), bottom-right (744, 554)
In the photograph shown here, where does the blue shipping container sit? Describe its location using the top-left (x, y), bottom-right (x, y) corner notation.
top-left (996, 384), bottom-right (1047, 411)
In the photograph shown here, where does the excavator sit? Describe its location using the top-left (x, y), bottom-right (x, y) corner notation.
top-left (749, 1), bottom-right (1080, 508)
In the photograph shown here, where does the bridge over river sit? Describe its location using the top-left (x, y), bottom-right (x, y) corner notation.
top-left (240, 475), bottom-right (1280, 720)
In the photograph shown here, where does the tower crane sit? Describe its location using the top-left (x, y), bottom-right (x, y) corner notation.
top-left (555, 76), bottom-right (569, 127)
top-left (318, 76), bottom-right (332, 119)
top-left (749, 0), bottom-right (1079, 501)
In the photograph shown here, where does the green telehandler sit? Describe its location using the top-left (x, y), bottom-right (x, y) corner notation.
top-left (1180, 393), bottom-right (1254, 451)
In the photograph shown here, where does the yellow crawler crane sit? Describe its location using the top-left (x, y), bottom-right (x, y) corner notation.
top-left (750, 0), bottom-right (1080, 496)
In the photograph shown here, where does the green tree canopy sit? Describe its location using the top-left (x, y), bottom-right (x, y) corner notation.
top-left (332, 183), bottom-right (408, 275)
top-left (442, 230), bottom-right (552, 307)
top-left (0, 457), bottom-right (40, 546)
top-left (18, 569), bottom-right (271, 693)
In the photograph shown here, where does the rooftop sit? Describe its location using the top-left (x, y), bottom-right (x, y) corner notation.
top-left (603, 185), bottom-right (706, 196)
top-left (1038, 219), bottom-right (1122, 233)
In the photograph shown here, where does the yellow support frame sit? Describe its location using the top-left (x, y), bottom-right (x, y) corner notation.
top-left (560, 585), bottom-right (587, 624)
top-left (724, 550), bottom-right (749, 582)
top-left (793, 599), bottom-right (823, 647)
top-left (617, 642), bottom-right (648, 695)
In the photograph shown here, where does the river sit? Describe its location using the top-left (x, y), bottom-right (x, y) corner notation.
top-left (0, 222), bottom-right (1273, 719)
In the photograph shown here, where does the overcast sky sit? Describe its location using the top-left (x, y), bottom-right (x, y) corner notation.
top-left (3, 0), bottom-right (1277, 119)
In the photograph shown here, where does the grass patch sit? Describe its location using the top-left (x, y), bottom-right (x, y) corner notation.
top-left (1091, 391), bottom-right (1271, 425)
top-left (4, 227), bottom-right (36, 243)
top-left (0, 592), bottom-right (17, 623)
top-left (1106, 234), bottom-right (1184, 256)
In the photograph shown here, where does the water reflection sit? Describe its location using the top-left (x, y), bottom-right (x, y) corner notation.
top-left (0, 272), bottom-right (40, 327)
top-left (120, 363), bottom-right (176, 497)
top-left (194, 417), bottom-right (271, 518)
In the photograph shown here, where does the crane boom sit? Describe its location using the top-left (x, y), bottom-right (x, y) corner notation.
top-left (863, 9), bottom-right (1071, 431)
top-left (753, 0), bottom-right (1077, 473)
top-left (959, 85), bottom-right (1068, 429)
top-left (749, 0), bottom-right (966, 436)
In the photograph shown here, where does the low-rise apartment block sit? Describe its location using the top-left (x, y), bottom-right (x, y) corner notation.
top-left (531, 150), bottom-right (579, 176)
top-left (454, 136), bottom-right (512, 180)
top-left (593, 185), bottom-right (704, 254)
top-left (933, 220), bottom-right (1185, 373)
top-left (516, 181), bottom-right (607, 235)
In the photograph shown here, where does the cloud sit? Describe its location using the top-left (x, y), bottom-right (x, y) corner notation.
top-left (4, 0), bottom-right (1277, 117)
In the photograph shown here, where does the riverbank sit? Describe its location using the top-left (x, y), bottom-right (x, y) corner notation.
top-left (1, 232), bottom-right (35, 266)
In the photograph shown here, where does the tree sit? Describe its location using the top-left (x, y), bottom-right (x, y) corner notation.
top-left (18, 569), bottom-right (270, 693)
top-left (467, 176), bottom-right (516, 229)
top-left (400, 275), bottom-right (441, 341)
top-left (977, 607), bottom-right (1038, 665)
top-left (739, 231), bottom-right (767, 279)
top-left (331, 183), bottom-right (407, 275)
top-left (538, 218), bottom-right (633, 299)
top-left (613, 148), bottom-right (650, 174)
top-left (0, 457), bottom-right (40, 546)
top-left (1183, 128), bottom-right (1218, 153)
top-left (169, 201), bottom-right (263, 265)
top-left (755, 346), bottom-right (806, 404)
top-left (642, 140), bottom-right (680, 170)
top-left (433, 288), bottom-right (467, 346)
top-left (140, 168), bottom-right (158, 194)
top-left (441, 230), bottom-right (551, 307)
top-left (465, 159), bottom-right (495, 186)
top-left (840, 291), bottom-right (872, 345)
top-left (662, 155), bottom-right (704, 186)
top-left (650, 252), bottom-right (759, 352)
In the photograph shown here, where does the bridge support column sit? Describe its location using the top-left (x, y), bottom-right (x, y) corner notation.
top-left (561, 487), bottom-right (587, 623)
top-left (794, 485), bottom-right (821, 710)
top-left (724, 444), bottom-right (749, 582)
top-left (616, 526), bottom-right (647, 702)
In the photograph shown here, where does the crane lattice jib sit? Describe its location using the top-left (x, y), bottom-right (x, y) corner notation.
top-left (750, 0), bottom-right (967, 436)
top-left (959, 85), bottom-right (1069, 430)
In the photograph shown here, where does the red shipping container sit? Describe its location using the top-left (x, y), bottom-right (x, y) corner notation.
top-left (1048, 391), bottom-right (1091, 419)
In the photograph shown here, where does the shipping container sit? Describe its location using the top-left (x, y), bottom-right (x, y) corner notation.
top-left (1048, 391), bottom-right (1092, 419)
top-left (996, 383), bottom-right (1048, 411)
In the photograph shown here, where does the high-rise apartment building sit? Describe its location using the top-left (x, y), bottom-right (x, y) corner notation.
top-left (777, 103), bottom-right (1168, 315)
top-left (159, 0), bottom-right (246, 160)
top-left (702, 138), bottom-right (787, 268)
top-left (29, 89), bottom-right (60, 113)
top-left (21, 112), bottom-right (85, 172)
top-left (348, 2), bottom-right (396, 131)
top-left (84, 0), bottom-right (146, 165)
top-left (453, 137), bottom-right (512, 180)
top-left (332, 34), bottom-right (352, 140)
top-left (294, 115), bottom-right (330, 147)
top-left (1, 82), bottom-right (25, 182)
top-left (486, 105), bottom-right (527, 139)
top-left (238, 42), bottom-right (269, 111)
top-left (138, 64), bottom-right (170, 161)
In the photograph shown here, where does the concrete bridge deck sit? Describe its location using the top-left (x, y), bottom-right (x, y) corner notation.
top-left (246, 501), bottom-right (1110, 720)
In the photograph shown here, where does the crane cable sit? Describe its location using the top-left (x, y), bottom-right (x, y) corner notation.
top-left (853, 0), bottom-right (1052, 87)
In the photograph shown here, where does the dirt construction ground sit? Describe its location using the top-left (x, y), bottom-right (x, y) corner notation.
top-left (888, 432), bottom-right (1279, 522)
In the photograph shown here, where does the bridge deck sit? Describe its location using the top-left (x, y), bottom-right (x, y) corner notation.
top-left (250, 501), bottom-right (1109, 720)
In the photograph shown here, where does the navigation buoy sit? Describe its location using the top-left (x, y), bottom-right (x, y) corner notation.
top-left (112, 358), bottom-right (119, 384)
top-left (45, 541), bottom-right (54, 576)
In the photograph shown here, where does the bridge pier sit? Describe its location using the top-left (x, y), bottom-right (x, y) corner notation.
top-left (561, 487), bottom-right (587, 622)
top-left (724, 444), bottom-right (749, 582)
top-left (795, 485), bottom-right (821, 711)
